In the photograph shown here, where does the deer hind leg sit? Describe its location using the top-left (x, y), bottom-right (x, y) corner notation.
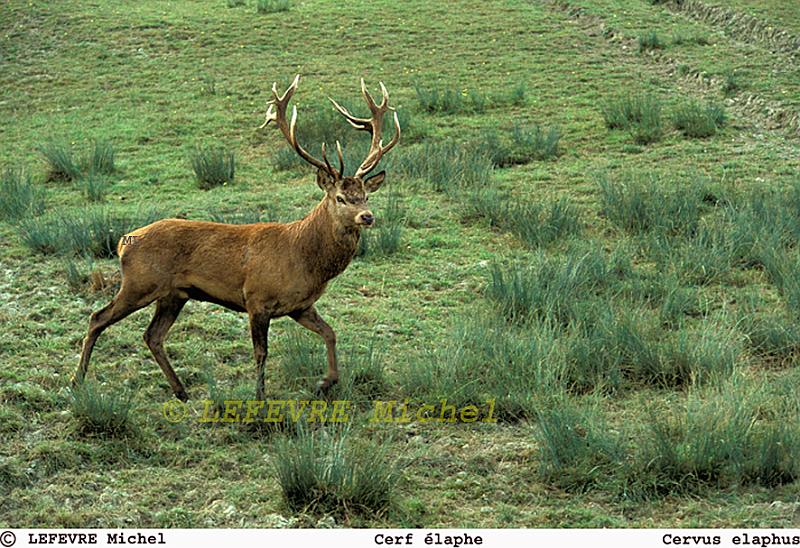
top-left (144, 295), bottom-right (189, 402)
top-left (73, 281), bottom-right (158, 386)
top-left (290, 306), bottom-right (338, 393)
top-left (248, 311), bottom-right (271, 402)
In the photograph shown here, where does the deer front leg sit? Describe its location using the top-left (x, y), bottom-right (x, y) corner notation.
top-left (290, 306), bottom-right (338, 392)
top-left (248, 311), bottom-right (271, 401)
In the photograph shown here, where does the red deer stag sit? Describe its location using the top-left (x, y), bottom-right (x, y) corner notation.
top-left (73, 75), bottom-right (400, 401)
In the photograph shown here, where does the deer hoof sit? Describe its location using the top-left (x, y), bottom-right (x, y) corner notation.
top-left (175, 389), bottom-right (189, 403)
top-left (315, 378), bottom-right (338, 395)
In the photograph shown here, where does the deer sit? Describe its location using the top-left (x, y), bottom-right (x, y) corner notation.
top-left (72, 74), bottom-right (400, 402)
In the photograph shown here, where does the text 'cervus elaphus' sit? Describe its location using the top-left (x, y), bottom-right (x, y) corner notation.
top-left (73, 75), bottom-right (400, 401)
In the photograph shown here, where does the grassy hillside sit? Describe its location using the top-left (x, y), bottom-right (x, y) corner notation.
top-left (1, 0), bottom-right (799, 528)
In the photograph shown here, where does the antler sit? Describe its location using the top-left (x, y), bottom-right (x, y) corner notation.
top-left (329, 78), bottom-right (401, 179)
top-left (260, 74), bottom-right (339, 177)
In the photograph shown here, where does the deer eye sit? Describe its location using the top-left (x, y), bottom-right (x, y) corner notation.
top-left (336, 196), bottom-right (346, 205)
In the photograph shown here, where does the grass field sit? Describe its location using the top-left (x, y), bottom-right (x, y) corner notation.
top-left (1, 0), bottom-right (800, 528)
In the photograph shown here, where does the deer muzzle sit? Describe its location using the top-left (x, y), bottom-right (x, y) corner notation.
top-left (356, 211), bottom-right (375, 227)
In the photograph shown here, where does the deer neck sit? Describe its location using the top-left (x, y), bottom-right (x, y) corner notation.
top-left (297, 199), bottom-right (360, 284)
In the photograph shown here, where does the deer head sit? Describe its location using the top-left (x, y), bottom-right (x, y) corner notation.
top-left (260, 75), bottom-right (401, 229)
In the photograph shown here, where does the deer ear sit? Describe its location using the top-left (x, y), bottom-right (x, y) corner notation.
top-left (364, 171), bottom-right (386, 194)
top-left (316, 169), bottom-right (336, 192)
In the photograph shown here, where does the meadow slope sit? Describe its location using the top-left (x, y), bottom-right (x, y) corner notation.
top-left (1, 0), bottom-right (799, 527)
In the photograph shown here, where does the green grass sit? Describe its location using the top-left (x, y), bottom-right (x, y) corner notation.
top-left (19, 207), bottom-right (162, 257)
top-left (486, 244), bottom-right (622, 325)
top-left (600, 93), bottom-right (663, 144)
top-left (85, 139), bottom-right (115, 175)
top-left (38, 140), bottom-right (82, 181)
top-left (2, 0), bottom-right (800, 530)
top-left (535, 397), bottom-right (623, 492)
top-left (414, 84), bottom-right (486, 114)
top-left (0, 168), bottom-right (46, 220)
top-left (672, 101), bottom-right (727, 138)
top-left (596, 171), bottom-right (706, 235)
top-left (273, 427), bottom-right (398, 517)
top-left (79, 173), bottom-right (110, 202)
top-left (468, 191), bottom-right (581, 247)
top-left (358, 192), bottom-right (405, 258)
top-left (69, 383), bottom-right (135, 437)
top-left (190, 145), bottom-right (235, 189)
top-left (638, 30), bottom-right (665, 52)
top-left (390, 141), bottom-right (493, 193)
top-left (399, 315), bottom-right (564, 421)
top-left (478, 124), bottom-right (561, 166)
top-left (256, 0), bottom-right (290, 14)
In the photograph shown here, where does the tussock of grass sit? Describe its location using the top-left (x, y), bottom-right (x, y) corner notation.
top-left (468, 191), bottom-right (581, 247)
top-left (631, 377), bottom-right (800, 497)
top-left (414, 84), bottom-right (486, 114)
top-left (722, 70), bottom-right (740, 96)
top-left (414, 83), bottom-right (527, 115)
top-left (567, 309), bottom-right (740, 391)
top-left (672, 100), bottom-right (726, 138)
top-left (0, 168), bottom-right (46, 220)
top-left (0, 457), bottom-right (30, 490)
top-left (190, 145), bottom-right (235, 189)
top-left (85, 139), bottom-right (115, 175)
top-left (19, 207), bottom-right (162, 257)
top-left (38, 139), bottom-right (115, 182)
top-left (63, 256), bottom-right (96, 293)
top-left (478, 124), bottom-right (561, 167)
top-left (538, 377), bottom-right (800, 498)
top-left (391, 141), bottom-right (492, 193)
top-left (257, 0), bottom-right (290, 14)
top-left (278, 329), bottom-right (323, 391)
top-left (79, 173), bottom-right (109, 203)
top-left (336, 338), bottom-right (391, 403)
top-left (70, 383), bottom-right (134, 437)
top-left (672, 32), bottom-right (710, 46)
top-left (278, 329), bottom-right (390, 402)
top-left (739, 311), bottom-right (800, 364)
top-left (647, 224), bottom-right (737, 285)
top-left (536, 397), bottom-right (624, 492)
top-left (486, 245), bottom-right (625, 325)
top-left (758, 248), bottom-right (800, 312)
top-left (39, 140), bottom-right (82, 181)
top-left (399, 316), bottom-right (565, 421)
top-left (597, 172), bottom-right (706, 235)
top-left (273, 427), bottom-right (398, 517)
top-left (600, 94), bottom-right (663, 144)
top-left (638, 30), bottom-right (664, 52)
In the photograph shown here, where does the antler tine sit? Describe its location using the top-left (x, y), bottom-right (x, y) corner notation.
top-left (354, 105), bottom-right (401, 179)
top-left (260, 75), bottom-right (333, 175)
top-left (335, 140), bottom-right (345, 176)
top-left (320, 142), bottom-right (337, 177)
top-left (329, 97), bottom-right (372, 131)
top-left (360, 78), bottom-right (378, 112)
top-left (258, 103), bottom-right (275, 129)
top-left (379, 82), bottom-right (389, 109)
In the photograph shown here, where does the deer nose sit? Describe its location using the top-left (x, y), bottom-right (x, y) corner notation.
top-left (360, 212), bottom-right (375, 226)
